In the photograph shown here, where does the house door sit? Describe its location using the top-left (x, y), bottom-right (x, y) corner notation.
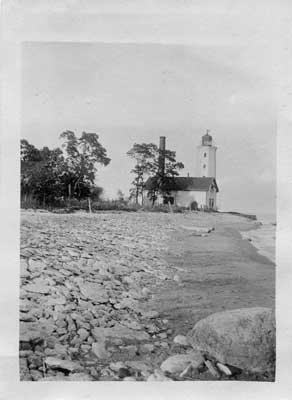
top-left (209, 198), bottom-right (214, 209)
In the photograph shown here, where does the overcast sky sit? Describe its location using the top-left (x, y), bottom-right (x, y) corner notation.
top-left (22, 40), bottom-right (276, 215)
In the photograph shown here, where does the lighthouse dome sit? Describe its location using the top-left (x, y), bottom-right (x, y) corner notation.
top-left (202, 130), bottom-right (213, 146)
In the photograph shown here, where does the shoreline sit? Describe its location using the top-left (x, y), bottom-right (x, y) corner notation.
top-left (240, 222), bottom-right (275, 264)
top-left (20, 210), bottom-right (275, 381)
top-left (154, 211), bottom-right (275, 332)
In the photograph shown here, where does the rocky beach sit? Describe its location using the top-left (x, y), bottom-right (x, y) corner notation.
top-left (19, 210), bottom-right (276, 381)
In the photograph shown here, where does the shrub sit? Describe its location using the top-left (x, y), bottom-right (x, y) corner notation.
top-left (140, 204), bottom-right (187, 213)
top-left (190, 201), bottom-right (198, 211)
top-left (91, 200), bottom-right (139, 212)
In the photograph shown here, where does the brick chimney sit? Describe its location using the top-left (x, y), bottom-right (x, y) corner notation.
top-left (158, 136), bottom-right (166, 176)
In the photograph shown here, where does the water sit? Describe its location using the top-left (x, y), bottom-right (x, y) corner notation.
top-left (241, 212), bottom-right (276, 264)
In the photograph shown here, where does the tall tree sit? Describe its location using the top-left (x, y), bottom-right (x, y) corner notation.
top-left (60, 131), bottom-right (110, 200)
top-left (127, 143), bottom-right (157, 204)
top-left (146, 148), bottom-right (184, 205)
top-left (127, 142), bottom-right (184, 205)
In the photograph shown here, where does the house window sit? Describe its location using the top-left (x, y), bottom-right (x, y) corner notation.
top-left (163, 196), bottom-right (174, 205)
top-left (204, 153), bottom-right (207, 157)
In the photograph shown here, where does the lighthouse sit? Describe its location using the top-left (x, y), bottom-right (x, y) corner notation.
top-left (145, 130), bottom-right (219, 210)
top-left (196, 130), bottom-right (217, 178)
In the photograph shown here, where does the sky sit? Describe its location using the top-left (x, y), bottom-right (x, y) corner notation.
top-left (22, 41), bottom-right (276, 215)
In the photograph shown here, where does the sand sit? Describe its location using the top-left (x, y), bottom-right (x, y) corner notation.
top-left (151, 212), bottom-right (275, 335)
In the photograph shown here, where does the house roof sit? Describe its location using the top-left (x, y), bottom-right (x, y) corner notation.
top-left (145, 176), bottom-right (219, 192)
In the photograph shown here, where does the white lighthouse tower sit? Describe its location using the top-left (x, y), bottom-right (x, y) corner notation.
top-left (196, 130), bottom-right (217, 178)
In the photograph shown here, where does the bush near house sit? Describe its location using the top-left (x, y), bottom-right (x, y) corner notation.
top-left (190, 201), bottom-right (198, 211)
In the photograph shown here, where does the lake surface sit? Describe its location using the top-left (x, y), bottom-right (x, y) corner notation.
top-left (241, 212), bottom-right (276, 263)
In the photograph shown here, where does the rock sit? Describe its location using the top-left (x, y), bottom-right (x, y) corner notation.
top-left (142, 287), bottom-right (150, 297)
top-left (141, 310), bottom-right (159, 319)
top-left (45, 357), bottom-right (82, 373)
top-left (19, 325), bottom-right (43, 347)
top-left (45, 348), bottom-right (58, 356)
top-left (160, 352), bottom-right (204, 374)
top-left (20, 312), bottom-right (35, 322)
top-left (92, 342), bottom-right (110, 359)
top-left (19, 358), bottom-right (29, 374)
top-left (78, 282), bottom-right (109, 303)
top-left (126, 361), bottom-right (152, 376)
top-left (110, 361), bottom-right (127, 372)
top-left (217, 362), bottom-right (232, 376)
top-left (179, 363), bottom-right (194, 379)
top-left (147, 370), bottom-right (173, 381)
top-left (24, 283), bottom-right (51, 294)
top-left (123, 345), bottom-right (138, 357)
top-left (181, 225), bottom-right (214, 234)
top-left (19, 300), bottom-right (31, 313)
top-left (66, 248), bottom-right (80, 257)
top-left (140, 343), bottom-right (155, 353)
top-left (204, 360), bottom-right (220, 378)
top-left (77, 328), bottom-right (89, 341)
top-left (30, 370), bottom-right (44, 381)
top-left (28, 259), bottom-right (46, 273)
top-left (121, 320), bottom-right (142, 331)
top-left (173, 335), bottom-right (189, 346)
top-left (189, 307), bottom-right (275, 373)
top-left (91, 325), bottom-right (150, 344)
top-left (117, 368), bottom-right (132, 379)
top-left (80, 344), bottom-right (91, 353)
top-left (115, 298), bottom-right (141, 312)
top-left (54, 343), bottom-right (68, 356)
top-left (20, 259), bottom-right (30, 279)
top-left (47, 297), bottom-right (67, 306)
top-left (66, 373), bottom-right (94, 381)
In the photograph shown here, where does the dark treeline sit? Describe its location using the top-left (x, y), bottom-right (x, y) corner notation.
top-left (21, 131), bottom-right (110, 209)
top-left (21, 132), bottom-right (185, 211)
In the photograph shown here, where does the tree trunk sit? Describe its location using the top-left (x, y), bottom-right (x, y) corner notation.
top-left (68, 183), bottom-right (71, 199)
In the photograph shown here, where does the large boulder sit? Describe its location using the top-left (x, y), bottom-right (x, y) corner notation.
top-left (189, 307), bottom-right (275, 373)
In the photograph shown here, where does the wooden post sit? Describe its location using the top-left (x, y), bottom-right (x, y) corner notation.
top-left (88, 197), bottom-right (92, 214)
